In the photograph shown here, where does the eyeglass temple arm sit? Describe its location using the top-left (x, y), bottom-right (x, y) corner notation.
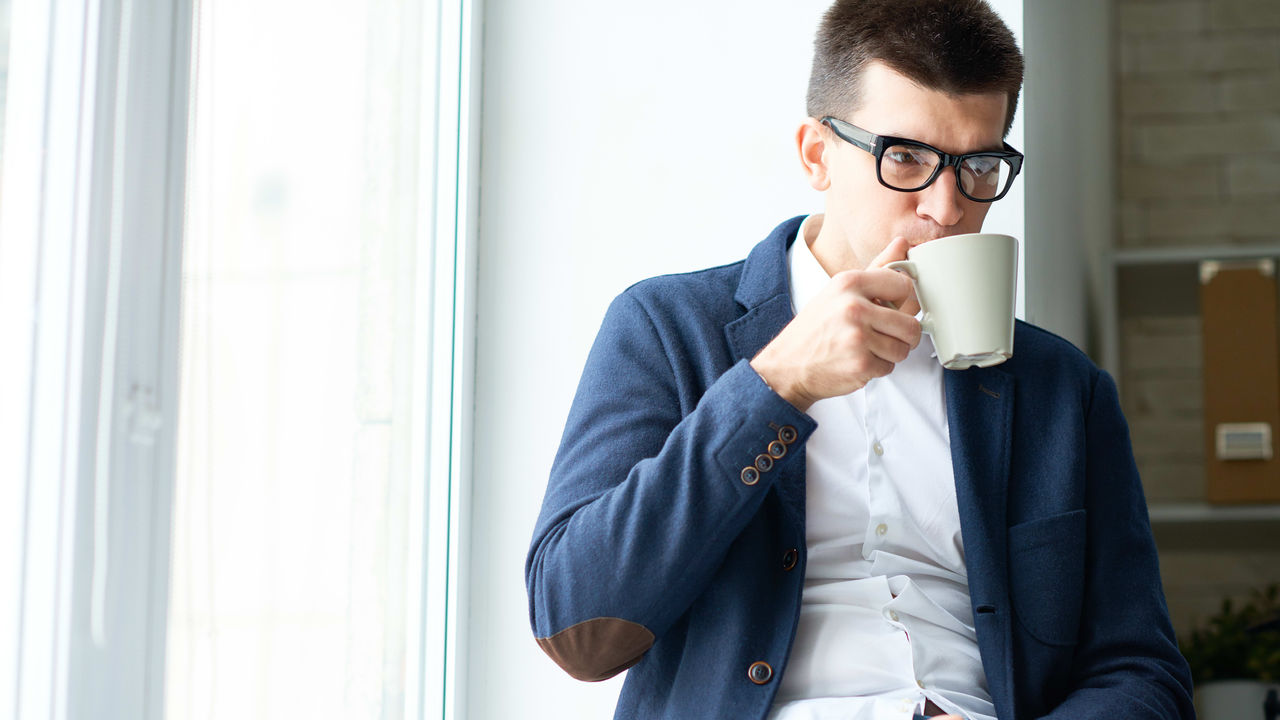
top-left (820, 116), bottom-right (876, 153)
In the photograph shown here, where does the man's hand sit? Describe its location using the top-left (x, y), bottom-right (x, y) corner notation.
top-left (750, 237), bottom-right (922, 412)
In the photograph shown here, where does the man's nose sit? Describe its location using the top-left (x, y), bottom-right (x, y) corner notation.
top-left (915, 166), bottom-right (965, 227)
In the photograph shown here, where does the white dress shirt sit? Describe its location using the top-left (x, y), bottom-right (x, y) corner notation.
top-left (768, 216), bottom-right (995, 720)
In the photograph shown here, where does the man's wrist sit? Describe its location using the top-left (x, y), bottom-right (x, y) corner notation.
top-left (749, 354), bottom-right (813, 413)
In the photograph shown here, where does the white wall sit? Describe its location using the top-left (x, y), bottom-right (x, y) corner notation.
top-left (468, 2), bottom-right (1027, 718)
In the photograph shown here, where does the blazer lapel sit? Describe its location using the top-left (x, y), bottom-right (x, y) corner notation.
top-left (724, 216), bottom-right (804, 363)
top-left (945, 365), bottom-right (1016, 720)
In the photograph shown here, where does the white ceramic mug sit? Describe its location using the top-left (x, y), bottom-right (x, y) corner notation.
top-left (886, 233), bottom-right (1018, 370)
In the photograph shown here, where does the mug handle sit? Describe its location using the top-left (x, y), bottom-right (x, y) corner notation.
top-left (883, 260), bottom-right (933, 334)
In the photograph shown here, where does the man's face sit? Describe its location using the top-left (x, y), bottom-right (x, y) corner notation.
top-left (814, 61), bottom-right (1010, 272)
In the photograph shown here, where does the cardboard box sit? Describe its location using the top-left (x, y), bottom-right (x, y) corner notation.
top-left (1200, 259), bottom-right (1280, 503)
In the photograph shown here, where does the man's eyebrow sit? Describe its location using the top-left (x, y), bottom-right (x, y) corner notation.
top-left (884, 131), bottom-right (1005, 154)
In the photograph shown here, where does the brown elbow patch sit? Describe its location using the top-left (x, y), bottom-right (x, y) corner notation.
top-left (536, 617), bottom-right (655, 682)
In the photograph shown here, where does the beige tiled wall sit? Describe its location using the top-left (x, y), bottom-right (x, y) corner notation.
top-left (1116, 0), bottom-right (1280, 636)
top-left (1118, 0), bottom-right (1280, 249)
top-left (1122, 316), bottom-right (1205, 502)
top-left (1160, 550), bottom-right (1280, 638)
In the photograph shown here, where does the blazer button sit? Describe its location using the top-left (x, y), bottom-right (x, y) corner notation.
top-left (778, 425), bottom-right (797, 444)
top-left (748, 660), bottom-right (773, 685)
top-left (740, 466), bottom-right (760, 485)
top-left (781, 548), bottom-right (798, 571)
top-left (754, 454), bottom-right (774, 473)
top-left (767, 440), bottom-right (786, 459)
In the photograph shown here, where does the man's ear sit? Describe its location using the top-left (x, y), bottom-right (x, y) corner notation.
top-left (796, 117), bottom-right (832, 192)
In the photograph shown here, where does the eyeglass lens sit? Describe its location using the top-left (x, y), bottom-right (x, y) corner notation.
top-left (881, 143), bottom-right (1013, 200)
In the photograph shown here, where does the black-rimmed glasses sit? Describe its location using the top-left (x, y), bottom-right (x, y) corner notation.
top-left (820, 116), bottom-right (1024, 203)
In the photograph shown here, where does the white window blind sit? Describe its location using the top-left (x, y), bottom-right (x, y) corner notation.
top-left (168, 0), bottom-right (464, 718)
top-left (0, 0), bottom-right (479, 715)
top-left (0, 0), bottom-right (10, 161)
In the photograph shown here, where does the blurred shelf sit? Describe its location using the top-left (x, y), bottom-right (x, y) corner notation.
top-left (1150, 502), bottom-right (1280, 523)
top-left (1149, 502), bottom-right (1280, 551)
top-left (1113, 244), bottom-right (1280, 266)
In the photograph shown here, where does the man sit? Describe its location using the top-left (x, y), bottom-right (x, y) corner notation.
top-left (525, 1), bottom-right (1194, 718)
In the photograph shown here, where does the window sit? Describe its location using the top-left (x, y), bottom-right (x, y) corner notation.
top-left (0, 0), bottom-right (10, 164)
top-left (167, 1), bottom-right (440, 717)
top-left (0, 0), bottom-right (478, 716)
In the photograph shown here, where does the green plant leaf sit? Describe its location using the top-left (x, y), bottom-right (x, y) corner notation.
top-left (1181, 583), bottom-right (1280, 684)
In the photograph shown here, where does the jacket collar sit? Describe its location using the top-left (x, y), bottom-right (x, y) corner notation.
top-left (725, 215), bottom-right (805, 362)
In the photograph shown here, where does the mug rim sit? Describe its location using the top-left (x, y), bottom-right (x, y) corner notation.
top-left (906, 232), bottom-right (1018, 259)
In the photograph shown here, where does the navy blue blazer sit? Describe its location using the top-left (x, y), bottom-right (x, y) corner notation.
top-left (526, 216), bottom-right (1194, 720)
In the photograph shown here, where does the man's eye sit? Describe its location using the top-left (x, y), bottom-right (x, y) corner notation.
top-left (886, 148), bottom-right (926, 165)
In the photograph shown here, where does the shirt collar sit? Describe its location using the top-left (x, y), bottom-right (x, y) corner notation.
top-left (786, 215), bottom-right (830, 316)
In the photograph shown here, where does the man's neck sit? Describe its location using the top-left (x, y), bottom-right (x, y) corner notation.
top-left (807, 214), bottom-right (861, 276)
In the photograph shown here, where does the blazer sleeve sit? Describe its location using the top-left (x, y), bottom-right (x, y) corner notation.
top-left (1042, 369), bottom-right (1194, 720)
top-left (524, 290), bottom-right (814, 682)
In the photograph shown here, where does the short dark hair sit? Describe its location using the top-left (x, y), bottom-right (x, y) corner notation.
top-left (806, 0), bottom-right (1024, 137)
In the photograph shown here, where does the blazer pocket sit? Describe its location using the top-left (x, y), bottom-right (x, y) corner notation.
top-left (1008, 509), bottom-right (1087, 647)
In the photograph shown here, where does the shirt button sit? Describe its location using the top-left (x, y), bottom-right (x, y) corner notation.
top-left (873, 441), bottom-right (884, 456)
top-left (917, 679), bottom-right (925, 688)
top-left (781, 548), bottom-right (798, 571)
top-left (886, 609), bottom-right (900, 622)
top-left (876, 523), bottom-right (888, 537)
top-left (748, 660), bottom-right (773, 685)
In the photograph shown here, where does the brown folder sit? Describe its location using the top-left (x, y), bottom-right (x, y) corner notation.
top-left (1200, 259), bottom-right (1280, 503)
